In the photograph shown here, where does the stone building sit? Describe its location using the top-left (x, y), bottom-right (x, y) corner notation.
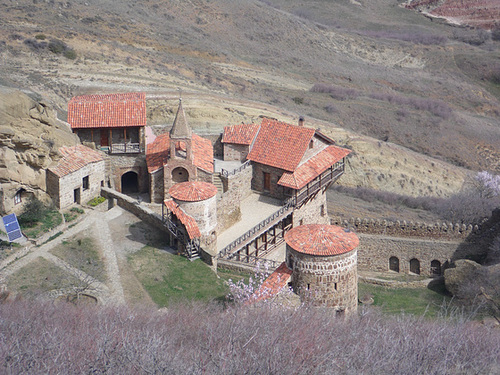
top-left (46, 145), bottom-right (105, 209)
top-left (222, 118), bottom-right (351, 227)
top-left (285, 224), bottom-right (359, 315)
top-left (68, 92), bottom-right (148, 194)
top-left (146, 100), bottom-right (214, 203)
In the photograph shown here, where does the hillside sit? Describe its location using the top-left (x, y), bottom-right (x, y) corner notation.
top-left (406, 0), bottom-right (500, 29)
top-left (0, 0), bottom-right (498, 178)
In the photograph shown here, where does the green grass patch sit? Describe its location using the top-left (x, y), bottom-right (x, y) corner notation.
top-left (21, 210), bottom-right (62, 238)
top-left (359, 281), bottom-right (452, 317)
top-left (128, 246), bottom-right (247, 307)
top-left (7, 257), bottom-right (79, 297)
top-left (87, 196), bottom-right (106, 207)
top-left (63, 207), bottom-right (84, 222)
top-left (50, 237), bottom-right (106, 282)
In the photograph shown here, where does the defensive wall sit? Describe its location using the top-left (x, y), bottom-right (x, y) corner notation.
top-left (330, 216), bottom-right (481, 277)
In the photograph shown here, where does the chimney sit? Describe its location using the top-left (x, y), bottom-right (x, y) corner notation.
top-left (298, 116), bottom-right (304, 127)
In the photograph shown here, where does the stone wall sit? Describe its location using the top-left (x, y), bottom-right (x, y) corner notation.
top-left (289, 247), bottom-right (358, 315)
top-left (217, 164), bottom-right (253, 233)
top-left (47, 160), bottom-right (105, 209)
top-left (175, 195), bottom-right (217, 235)
top-left (150, 169), bottom-right (164, 203)
top-left (108, 154), bottom-right (148, 193)
top-left (292, 191), bottom-right (329, 227)
top-left (356, 233), bottom-right (478, 276)
top-left (251, 163), bottom-right (287, 200)
top-left (330, 216), bottom-right (479, 240)
top-left (223, 143), bottom-right (250, 161)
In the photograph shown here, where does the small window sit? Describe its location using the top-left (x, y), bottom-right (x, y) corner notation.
top-left (82, 176), bottom-right (89, 190)
top-left (334, 282), bottom-right (337, 291)
top-left (101, 180), bottom-right (104, 187)
top-left (309, 139), bottom-right (314, 149)
top-left (307, 283), bottom-right (310, 290)
top-left (14, 190), bottom-right (22, 205)
top-left (299, 219), bottom-right (304, 226)
top-left (321, 204), bottom-right (326, 216)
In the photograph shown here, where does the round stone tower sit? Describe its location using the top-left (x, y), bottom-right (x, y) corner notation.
top-left (169, 181), bottom-right (217, 235)
top-left (285, 224), bottom-right (359, 315)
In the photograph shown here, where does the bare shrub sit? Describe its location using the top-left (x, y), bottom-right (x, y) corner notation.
top-left (369, 92), bottom-right (452, 119)
top-left (23, 38), bottom-right (47, 51)
top-left (311, 83), bottom-right (359, 101)
top-left (452, 28), bottom-right (490, 46)
top-left (324, 103), bottom-right (338, 113)
top-left (0, 300), bottom-right (499, 374)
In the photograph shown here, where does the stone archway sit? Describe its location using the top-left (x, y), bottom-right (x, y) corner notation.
top-left (430, 260), bottom-right (442, 276)
top-left (389, 256), bottom-right (399, 272)
top-left (410, 258), bottom-right (420, 275)
top-left (172, 167), bottom-right (189, 183)
top-left (121, 171), bottom-right (139, 194)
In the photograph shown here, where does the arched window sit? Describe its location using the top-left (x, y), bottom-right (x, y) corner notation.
top-left (430, 260), bottom-right (442, 276)
top-left (410, 258), bottom-right (420, 275)
top-left (389, 256), bottom-right (400, 272)
top-left (14, 189), bottom-right (24, 205)
top-left (172, 167), bottom-right (189, 183)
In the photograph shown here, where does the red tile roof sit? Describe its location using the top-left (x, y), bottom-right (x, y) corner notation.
top-left (68, 92), bottom-right (146, 129)
top-left (169, 181), bottom-right (217, 202)
top-left (146, 133), bottom-right (214, 174)
top-left (247, 262), bottom-right (293, 304)
top-left (285, 225), bottom-right (359, 256)
top-left (49, 145), bottom-right (103, 177)
top-left (164, 199), bottom-right (201, 239)
top-left (146, 133), bottom-right (170, 173)
top-left (247, 119), bottom-right (315, 172)
top-left (192, 134), bottom-right (214, 173)
top-left (222, 123), bottom-right (260, 145)
top-left (278, 145), bottom-right (351, 189)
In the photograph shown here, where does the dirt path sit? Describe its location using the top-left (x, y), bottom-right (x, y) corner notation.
top-left (0, 205), bottom-right (157, 305)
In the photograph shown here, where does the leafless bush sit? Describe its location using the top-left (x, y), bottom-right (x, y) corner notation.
top-left (452, 28), bottom-right (490, 46)
top-left (364, 30), bottom-right (447, 45)
top-left (311, 83), bottom-right (359, 101)
top-left (369, 92), bottom-right (452, 119)
top-left (324, 103), bottom-right (338, 113)
top-left (23, 38), bottom-right (48, 51)
top-left (0, 300), bottom-right (499, 374)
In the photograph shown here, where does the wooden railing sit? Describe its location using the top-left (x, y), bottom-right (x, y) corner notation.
top-left (294, 162), bottom-right (344, 206)
top-left (109, 143), bottom-right (142, 154)
top-left (220, 160), bottom-right (251, 177)
top-left (162, 208), bottom-right (200, 259)
top-left (218, 197), bottom-right (295, 258)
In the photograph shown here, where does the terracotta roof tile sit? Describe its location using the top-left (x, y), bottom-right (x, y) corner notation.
top-left (146, 133), bottom-right (170, 173)
top-left (164, 199), bottom-right (201, 239)
top-left (278, 145), bottom-right (351, 189)
top-left (247, 262), bottom-right (293, 304)
top-left (285, 225), bottom-right (359, 256)
top-left (222, 123), bottom-right (260, 145)
top-left (145, 133), bottom-right (214, 174)
top-left (49, 145), bottom-right (103, 177)
top-left (247, 119), bottom-right (315, 172)
top-left (169, 181), bottom-right (217, 202)
top-left (192, 134), bottom-right (214, 173)
top-left (68, 92), bottom-right (146, 129)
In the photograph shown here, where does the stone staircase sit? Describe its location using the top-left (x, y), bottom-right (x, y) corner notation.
top-left (212, 173), bottom-right (224, 198)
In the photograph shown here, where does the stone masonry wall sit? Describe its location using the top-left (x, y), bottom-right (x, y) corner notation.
top-left (217, 164), bottom-right (253, 233)
top-left (150, 169), bottom-right (164, 203)
top-left (251, 163), bottom-right (287, 200)
top-left (175, 195), bottom-right (217, 235)
top-left (223, 143), bottom-right (250, 162)
top-left (47, 160), bottom-right (105, 209)
top-left (290, 247), bottom-right (358, 315)
top-left (292, 191), bottom-right (329, 227)
top-left (108, 154), bottom-right (148, 193)
top-left (356, 233), bottom-right (477, 276)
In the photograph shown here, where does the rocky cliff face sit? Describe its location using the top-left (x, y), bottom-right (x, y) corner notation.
top-left (0, 87), bottom-right (79, 214)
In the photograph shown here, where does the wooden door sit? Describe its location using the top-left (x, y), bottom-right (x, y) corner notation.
top-left (263, 172), bottom-right (271, 191)
top-left (100, 129), bottom-right (109, 147)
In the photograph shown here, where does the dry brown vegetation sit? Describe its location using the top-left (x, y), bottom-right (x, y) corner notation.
top-left (1, 300), bottom-right (499, 374)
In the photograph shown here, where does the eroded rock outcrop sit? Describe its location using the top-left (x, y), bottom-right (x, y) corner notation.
top-left (0, 87), bottom-right (79, 214)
